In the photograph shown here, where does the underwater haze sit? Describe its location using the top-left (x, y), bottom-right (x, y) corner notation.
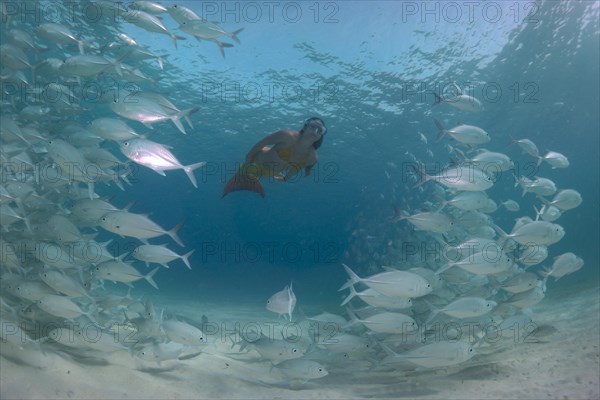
top-left (1, 0), bottom-right (599, 399)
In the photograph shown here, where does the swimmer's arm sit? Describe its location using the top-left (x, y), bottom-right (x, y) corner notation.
top-left (245, 130), bottom-right (293, 163)
top-left (304, 153), bottom-right (318, 177)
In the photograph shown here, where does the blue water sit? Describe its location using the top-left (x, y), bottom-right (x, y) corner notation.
top-left (114, 0), bottom-right (598, 303)
top-left (3, 0), bottom-right (599, 306)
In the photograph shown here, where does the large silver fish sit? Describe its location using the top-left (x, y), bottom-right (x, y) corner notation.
top-left (98, 211), bottom-right (185, 247)
top-left (110, 91), bottom-right (199, 134)
top-left (120, 138), bottom-right (205, 188)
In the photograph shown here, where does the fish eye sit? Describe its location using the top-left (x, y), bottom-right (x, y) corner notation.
top-left (318, 368), bottom-right (323, 372)
top-left (469, 348), bottom-right (474, 352)
top-left (292, 348), bottom-right (298, 353)
top-left (123, 142), bottom-right (129, 147)
top-left (426, 284), bottom-right (431, 288)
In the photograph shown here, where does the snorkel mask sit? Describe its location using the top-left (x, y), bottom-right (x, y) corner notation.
top-left (302, 117), bottom-right (326, 136)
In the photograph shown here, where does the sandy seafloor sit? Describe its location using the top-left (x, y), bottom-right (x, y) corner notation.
top-left (1, 282), bottom-right (598, 400)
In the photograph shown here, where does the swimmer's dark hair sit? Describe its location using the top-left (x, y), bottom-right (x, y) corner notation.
top-left (300, 117), bottom-right (326, 150)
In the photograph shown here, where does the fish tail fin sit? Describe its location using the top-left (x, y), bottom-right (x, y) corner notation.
top-left (168, 221), bottom-right (185, 247)
top-left (171, 107), bottom-right (200, 134)
top-left (144, 267), bottom-right (160, 290)
top-left (424, 300), bottom-right (441, 324)
top-left (536, 194), bottom-right (551, 206)
top-left (379, 342), bottom-right (399, 358)
top-left (172, 117), bottom-right (186, 134)
top-left (183, 161), bottom-right (206, 188)
top-left (111, 49), bottom-right (137, 76)
top-left (78, 40), bottom-right (85, 55)
top-left (157, 56), bottom-right (164, 70)
top-left (229, 28), bottom-right (244, 44)
top-left (452, 147), bottom-right (468, 162)
top-left (338, 264), bottom-right (361, 291)
top-left (512, 173), bottom-right (520, 188)
top-left (434, 118), bottom-right (446, 141)
top-left (411, 163), bottom-right (430, 188)
top-left (492, 224), bottom-right (510, 249)
top-left (492, 223), bottom-right (509, 238)
top-left (222, 166), bottom-right (265, 198)
top-left (343, 307), bottom-right (360, 330)
top-left (507, 134), bottom-right (517, 147)
top-left (181, 249), bottom-right (195, 270)
top-left (432, 92), bottom-right (443, 107)
top-left (533, 205), bottom-right (542, 221)
top-left (432, 232), bottom-right (451, 248)
top-left (536, 156), bottom-right (543, 167)
top-left (171, 34), bottom-right (187, 49)
top-left (340, 284), bottom-right (358, 306)
top-left (434, 263), bottom-right (453, 275)
top-left (539, 267), bottom-right (551, 291)
top-left (215, 40), bottom-right (234, 58)
top-left (388, 205), bottom-right (405, 223)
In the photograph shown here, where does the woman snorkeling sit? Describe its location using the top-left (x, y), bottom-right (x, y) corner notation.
top-left (223, 117), bottom-right (327, 197)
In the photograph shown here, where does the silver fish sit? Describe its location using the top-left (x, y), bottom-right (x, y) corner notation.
top-left (94, 260), bottom-right (160, 289)
top-left (538, 151), bottom-right (569, 168)
top-left (130, 244), bottom-right (194, 269)
top-left (340, 264), bottom-right (432, 298)
top-left (120, 139), bottom-right (206, 188)
top-left (266, 282), bottom-right (297, 321)
top-left (110, 91), bottom-right (199, 134)
top-left (433, 90), bottom-right (484, 112)
top-left (390, 208), bottom-right (454, 233)
top-left (495, 221), bottom-right (565, 245)
top-left (509, 137), bottom-right (539, 158)
top-left (98, 211), bottom-right (184, 247)
top-left (414, 164), bottom-right (494, 191)
top-left (346, 309), bottom-right (416, 334)
top-left (540, 189), bottom-right (582, 210)
top-left (162, 320), bottom-right (206, 346)
top-left (435, 120), bottom-right (490, 144)
top-left (427, 297), bottom-right (497, 321)
top-left (380, 341), bottom-right (476, 368)
top-left (272, 359), bottom-right (328, 381)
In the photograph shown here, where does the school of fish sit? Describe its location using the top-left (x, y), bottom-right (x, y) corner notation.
top-left (0, 0), bottom-right (586, 391)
